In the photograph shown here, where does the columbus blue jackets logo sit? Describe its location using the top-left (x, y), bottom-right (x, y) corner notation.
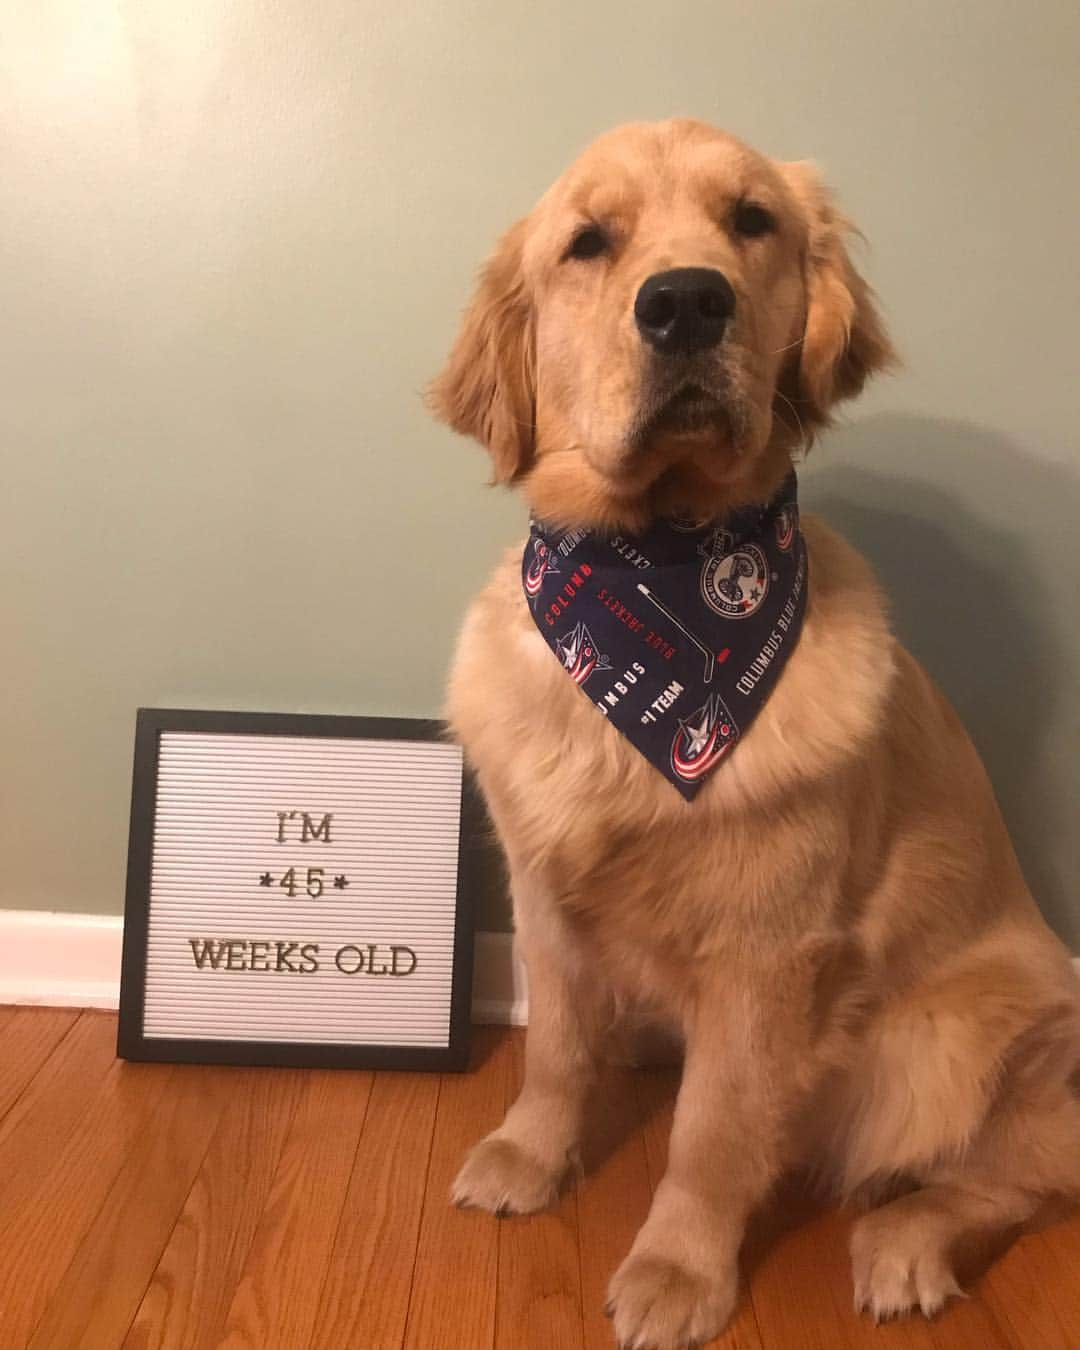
top-left (775, 504), bottom-right (797, 552)
top-left (670, 693), bottom-right (738, 783)
top-left (699, 530), bottom-right (769, 619)
top-left (524, 538), bottom-right (558, 599)
top-left (555, 622), bottom-right (610, 685)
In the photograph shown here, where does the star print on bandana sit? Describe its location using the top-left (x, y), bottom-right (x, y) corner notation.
top-left (523, 471), bottom-right (808, 800)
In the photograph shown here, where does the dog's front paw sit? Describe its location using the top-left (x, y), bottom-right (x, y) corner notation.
top-left (451, 1135), bottom-right (566, 1216)
top-left (606, 1251), bottom-right (738, 1350)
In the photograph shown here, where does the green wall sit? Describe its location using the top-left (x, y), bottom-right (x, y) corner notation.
top-left (2, 1), bottom-right (1077, 944)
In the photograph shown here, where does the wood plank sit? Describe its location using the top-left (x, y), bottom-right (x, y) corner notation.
top-left (0, 1006), bottom-right (80, 1126)
top-left (0, 1010), bottom-right (116, 1191)
top-left (922, 1273), bottom-right (1018, 1350)
top-left (402, 1027), bottom-right (510, 1350)
top-left (576, 1066), bottom-right (653, 1350)
top-left (979, 1216), bottom-right (1080, 1350)
top-left (495, 1031), bottom-right (583, 1350)
top-left (0, 1051), bottom-right (178, 1347)
top-left (26, 1064), bottom-right (234, 1350)
top-left (1028, 1215), bottom-right (1080, 1346)
top-left (216, 1069), bottom-right (372, 1350)
top-left (309, 1069), bottom-right (441, 1350)
top-left (122, 1067), bottom-right (307, 1350)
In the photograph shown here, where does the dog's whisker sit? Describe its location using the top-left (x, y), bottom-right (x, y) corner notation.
top-left (773, 389), bottom-right (808, 444)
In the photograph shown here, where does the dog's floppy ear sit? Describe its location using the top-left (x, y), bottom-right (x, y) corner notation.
top-left (429, 217), bottom-right (536, 483)
top-left (782, 162), bottom-right (896, 429)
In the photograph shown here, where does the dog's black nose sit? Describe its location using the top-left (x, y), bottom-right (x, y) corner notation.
top-left (634, 268), bottom-right (735, 355)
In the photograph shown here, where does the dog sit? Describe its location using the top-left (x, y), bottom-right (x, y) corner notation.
top-left (429, 119), bottom-right (1080, 1349)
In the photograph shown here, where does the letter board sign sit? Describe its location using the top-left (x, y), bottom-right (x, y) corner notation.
top-left (118, 709), bottom-right (475, 1070)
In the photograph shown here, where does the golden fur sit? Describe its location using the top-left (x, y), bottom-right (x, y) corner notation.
top-left (430, 120), bottom-right (1080, 1348)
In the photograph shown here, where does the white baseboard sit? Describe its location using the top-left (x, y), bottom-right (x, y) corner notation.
top-left (0, 911), bottom-right (124, 1010)
top-left (1, 910), bottom-right (1074, 1029)
top-left (471, 930), bottom-right (529, 1026)
top-left (0, 910), bottom-right (529, 1025)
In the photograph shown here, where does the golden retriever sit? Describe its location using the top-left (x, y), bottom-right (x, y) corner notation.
top-left (429, 119), bottom-right (1080, 1349)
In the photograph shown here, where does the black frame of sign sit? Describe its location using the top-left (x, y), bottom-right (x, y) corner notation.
top-left (117, 707), bottom-right (478, 1070)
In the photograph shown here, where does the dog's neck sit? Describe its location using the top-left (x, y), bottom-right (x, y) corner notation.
top-left (522, 441), bottom-right (797, 535)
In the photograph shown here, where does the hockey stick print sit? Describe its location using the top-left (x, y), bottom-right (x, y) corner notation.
top-left (637, 582), bottom-right (715, 684)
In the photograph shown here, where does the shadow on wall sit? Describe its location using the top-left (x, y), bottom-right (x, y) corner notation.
top-left (804, 413), bottom-right (1078, 947)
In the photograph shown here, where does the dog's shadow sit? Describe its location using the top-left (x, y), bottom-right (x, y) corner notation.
top-left (803, 411), bottom-right (1079, 947)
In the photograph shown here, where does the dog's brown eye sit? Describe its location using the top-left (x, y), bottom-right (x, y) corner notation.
top-left (566, 225), bottom-right (609, 260)
top-left (733, 202), bottom-right (775, 238)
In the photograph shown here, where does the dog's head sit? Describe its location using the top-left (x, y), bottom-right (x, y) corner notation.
top-left (431, 119), bottom-right (894, 529)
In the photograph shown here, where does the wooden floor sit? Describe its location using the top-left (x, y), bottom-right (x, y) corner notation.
top-left (1, 1009), bottom-right (1078, 1349)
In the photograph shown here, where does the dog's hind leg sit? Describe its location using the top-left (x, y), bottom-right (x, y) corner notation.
top-left (849, 961), bottom-right (1080, 1322)
top-left (850, 1083), bottom-right (1080, 1325)
top-left (849, 1179), bottom-right (1037, 1321)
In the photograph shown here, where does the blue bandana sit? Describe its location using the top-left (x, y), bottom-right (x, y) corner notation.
top-left (522, 472), bottom-right (808, 800)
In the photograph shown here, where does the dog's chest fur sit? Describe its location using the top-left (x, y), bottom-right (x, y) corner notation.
top-left (446, 518), bottom-right (898, 1005)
